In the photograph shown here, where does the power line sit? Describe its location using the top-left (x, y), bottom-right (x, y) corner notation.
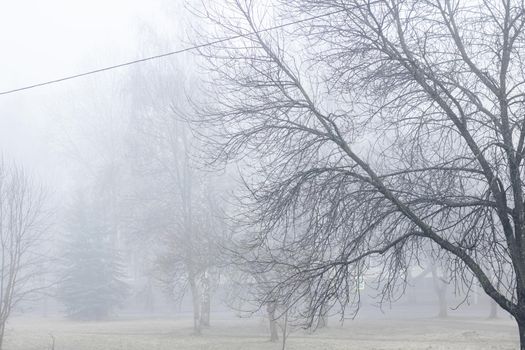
top-left (0, 10), bottom-right (343, 97)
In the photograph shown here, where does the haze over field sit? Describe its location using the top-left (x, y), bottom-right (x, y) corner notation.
top-left (0, 1), bottom-right (524, 349)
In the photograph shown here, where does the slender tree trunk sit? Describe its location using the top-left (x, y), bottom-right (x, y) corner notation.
top-left (318, 314), bottom-right (328, 328)
top-left (318, 302), bottom-right (328, 329)
top-left (267, 302), bottom-right (279, 342)
top-left (489, 299), bottom-right (498, 319)
top-left (49, 333), bottom-right (56, 350)
top-left (436, 287), bottom-right (448, 318)
top-left (281, 309), bottom-right (288, 350)
top-left (144, 278), bottom-right (155, 313)
top-left (200, 300), bottom-right (210, 327)
top-left (189, 276), bottom-right (201, 335)
top-left (200, 280), bottom-right (211, 328)
top-left (431, 265), bottom-right (448, 318)
top-left (406, 269), bottom-right (417, 304)
top-left (0, 320), bottom-right (6, 350)
top-left (488, 277), bottom-right (501, 319)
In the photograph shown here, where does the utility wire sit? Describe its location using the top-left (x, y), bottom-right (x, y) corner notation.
top-left (0, 10), bottom-right (343, 96)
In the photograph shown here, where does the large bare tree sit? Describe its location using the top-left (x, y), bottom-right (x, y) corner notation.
top-left (193, 0), bottom-right (525, 346)
top-left (0, 160), bottom-right (49, 349)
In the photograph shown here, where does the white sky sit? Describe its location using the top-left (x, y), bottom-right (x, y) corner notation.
top-left (0, 0), bottom-right (186, 185)
top-left (0, 0), bottom-right (167, 91)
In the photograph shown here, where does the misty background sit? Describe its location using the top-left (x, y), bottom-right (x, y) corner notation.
top-left (0, 0), bottom-right (520, 349)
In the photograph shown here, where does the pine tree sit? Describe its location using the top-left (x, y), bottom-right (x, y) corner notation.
top-left (58, 193), bottom-right (128, 320)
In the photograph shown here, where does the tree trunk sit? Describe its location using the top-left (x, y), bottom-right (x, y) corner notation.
top-left (199, 272), bottom-right (211, 327)
top-left (0, 320), bottom-right (5, 350)
top-left (281, 309), bottom-right (288, 350)
top-left (267, 302), bottom-right (279, 342)
top-left (436, 288), bottom-right (448, 318)
top-left (406, 269), bottom-right (417, 304)
top-left (318, 302), bottom-right (328, 329)
top-left (517, 318), bottom-right (525, 350)
top-left (200, 289), bottom-right (211, 328)
top-left (144, 279), bottom-right (155, 313)
top-left (489, 299), bottom-right (498, 319)
top-left (318, 314), bottom-right (328, 328)
top-left (189, 276), bottom-right (202, 335)
top-left (488, 276), bottom-right (500, 319)
top-left (431, 265), bottom-right (448, 318)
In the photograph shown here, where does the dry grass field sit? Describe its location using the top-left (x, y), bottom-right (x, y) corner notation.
top-left (1, 315), bottom-right (518, 350)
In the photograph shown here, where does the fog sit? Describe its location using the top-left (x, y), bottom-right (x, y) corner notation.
top-left (0, 1), bottom-right (521, 349)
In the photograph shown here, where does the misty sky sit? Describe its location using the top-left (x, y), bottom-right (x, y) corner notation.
top-left (0, 0), bottom-right (184, 184)
top-left (0, 0), bottom-right (166, 90)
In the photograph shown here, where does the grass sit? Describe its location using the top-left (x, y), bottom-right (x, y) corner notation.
top-left (2, 315), bottom-right (519, 350)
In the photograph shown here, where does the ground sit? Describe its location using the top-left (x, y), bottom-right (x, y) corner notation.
top-left (2, 315), bottom-right (518, 350)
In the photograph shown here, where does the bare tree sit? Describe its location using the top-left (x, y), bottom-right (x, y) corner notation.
top-left (225, 226), bottom-right (331, 342)
top-left (192, 0), bottom-right (525, 347)
top-left (0, 160), bottom-right (49, 349)
top-left (126, 59), bottom-right (228, 334)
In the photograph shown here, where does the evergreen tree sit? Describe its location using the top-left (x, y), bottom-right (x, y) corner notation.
top-left (58, 193), bottom-right (128, 320)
